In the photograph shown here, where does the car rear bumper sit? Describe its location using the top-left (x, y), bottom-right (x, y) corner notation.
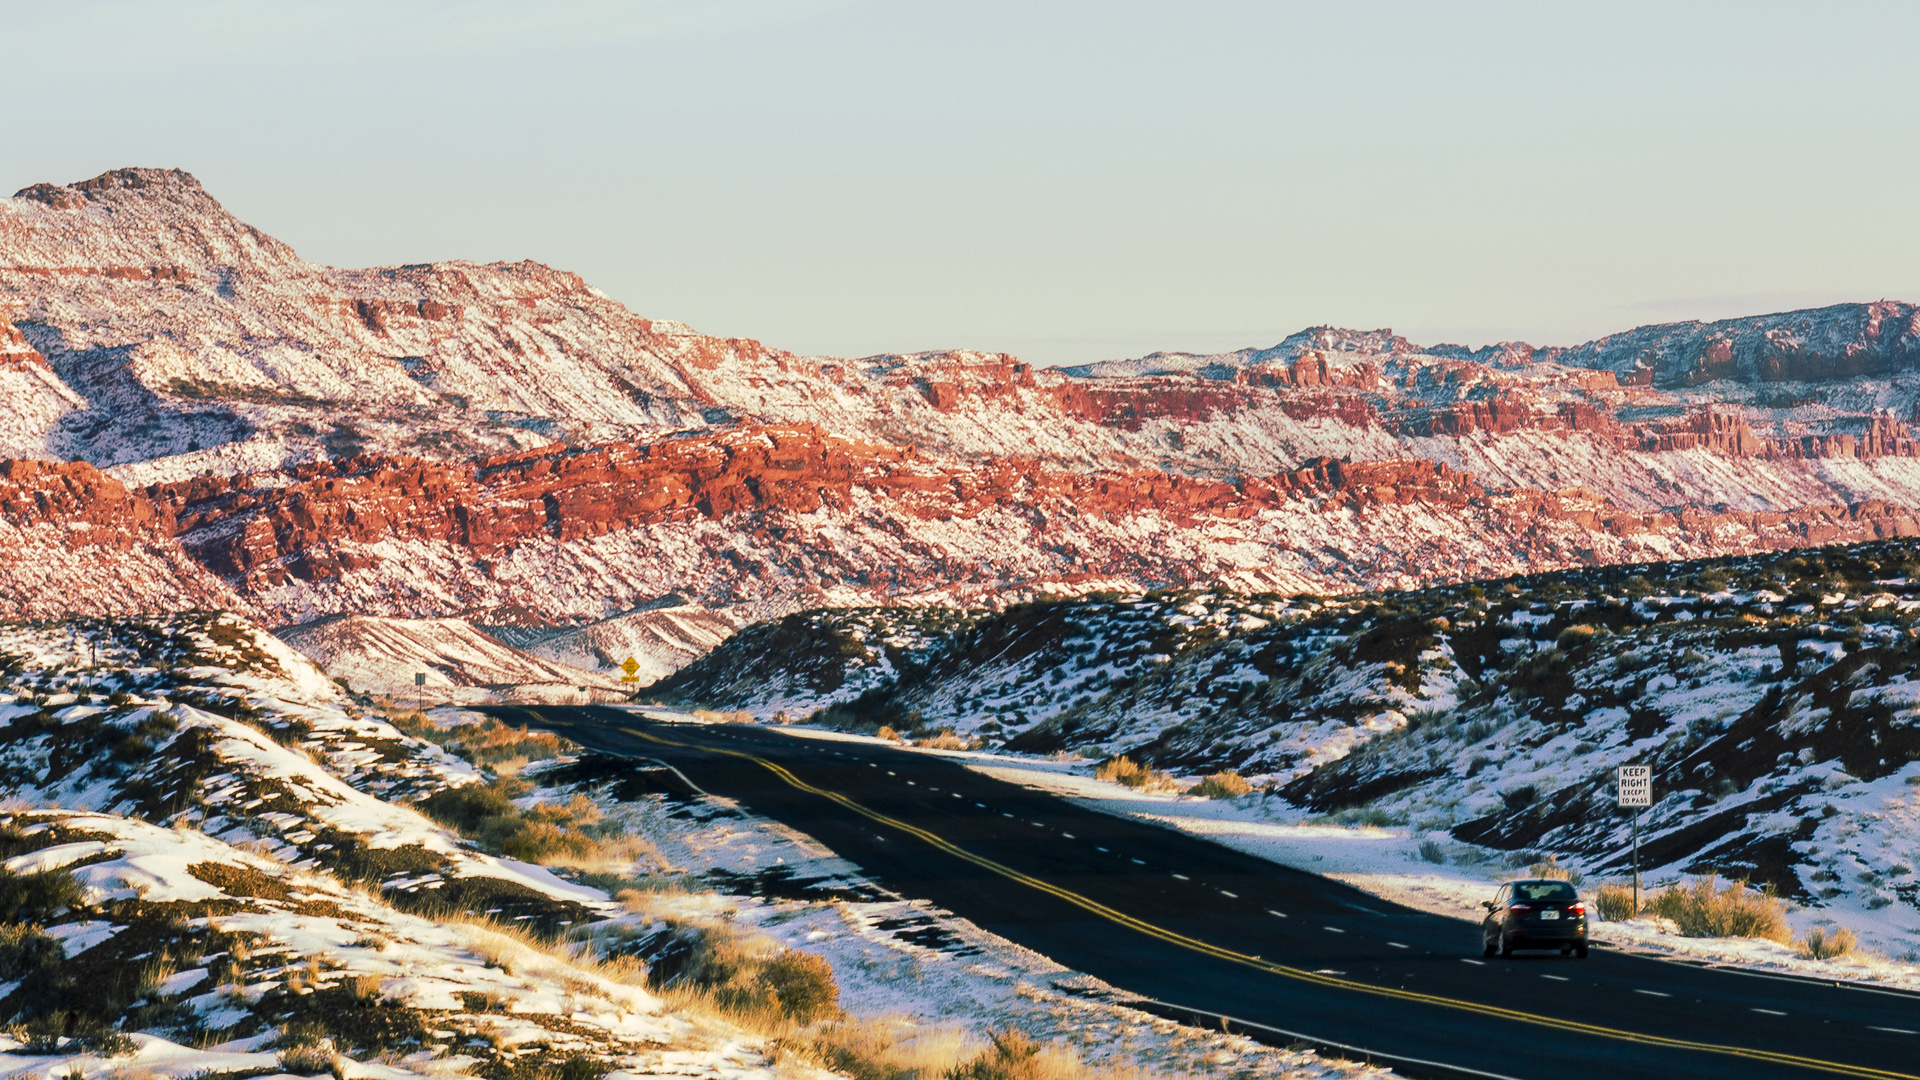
top-left (1509, 923), bottom-right (1587, 942)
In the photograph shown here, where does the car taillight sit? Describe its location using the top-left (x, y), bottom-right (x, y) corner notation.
top-left (1568, 903), bottom-right (1585, 915)
top-left (1508, 903), bottom-right (1532, 913)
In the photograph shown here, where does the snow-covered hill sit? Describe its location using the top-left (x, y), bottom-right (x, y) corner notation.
top-left (654, 536), bottom-right (1920, 951)
top-left (274, 612), bottom-right (619, 699)
top-left (515, 603), bottom-right (738, 683)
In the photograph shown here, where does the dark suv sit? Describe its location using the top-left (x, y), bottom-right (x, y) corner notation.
top-left (1482, 878), bottom-right (1588, 957)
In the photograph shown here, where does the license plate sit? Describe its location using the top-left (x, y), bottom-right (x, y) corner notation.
top-left (1540, 910), bottom-right (1560, 921)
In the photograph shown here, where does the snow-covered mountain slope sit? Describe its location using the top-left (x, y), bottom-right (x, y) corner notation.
top-left (516, 603), bottom-right (738, 683)
top-left (11, 166), bottom-right (1920, 625)
top-left (274, 612), bottom-right (619, 698)
top-left (654, 536), bottom-right (1920, 940)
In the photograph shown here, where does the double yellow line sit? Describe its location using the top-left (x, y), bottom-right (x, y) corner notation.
top-left (617, 723), bottom-right (1912, 1080)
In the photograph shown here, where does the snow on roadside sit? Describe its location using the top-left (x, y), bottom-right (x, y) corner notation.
top-left (524, 728), bottom-right (1394, 1080)
top-left (711, 717), bottom-right (1920, 995)
top-left (0, 808), bottom-right (790, 1080)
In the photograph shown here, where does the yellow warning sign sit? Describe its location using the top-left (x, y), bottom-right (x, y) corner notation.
top-left (620, 656), bottom-right (640, 683)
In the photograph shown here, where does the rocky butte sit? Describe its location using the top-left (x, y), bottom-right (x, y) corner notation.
top-left (4, 167), bottom-right (1920, 622)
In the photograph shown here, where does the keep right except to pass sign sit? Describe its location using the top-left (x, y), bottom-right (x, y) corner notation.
top-left (1617, 765), bottom-right (1652, 807)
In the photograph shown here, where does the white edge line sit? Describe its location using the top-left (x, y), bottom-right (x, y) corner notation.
top-left (641, 758), bottom-right (715, 798)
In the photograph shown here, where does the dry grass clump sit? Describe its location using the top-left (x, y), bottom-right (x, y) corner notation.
top-left (948, 1029), bottom-right (1101, 1080)
top-left (1645, 875), bottom-right (1791, 942)
top-left (1186, 771), bottom-right (1251, 799)
top-left (692, 709), bottom-right (756, 724)
top-left (277, 1019), bottom-right (343, 1078)
top-left (1093, 756), bottom-right (1177, 793)
top-left (915, 729), bottom-right (970, 751)
top-left (875, 726), bottom-right (905, 743)
top-left (0, 863), bottom-right (85, 923)
top-left (647, 917), bottom-right (841, 1027)
top-left (1592, 883), bottom-right (1639, 921)
top-left (797, 1022), bottom-right (1115, 1080)
top-left (1528, 855), bottom-right (1579, 882)
top-left (1801, 925), bottom-right (1858, 960)
top-left (389, 713), bottom-right (574, 774)
top-left (450, 914), bottom-right (647, 988)
top-left (802, 1020), bottom-right (971, 1080)
top-left (417, 779), bottom-right (652, 869)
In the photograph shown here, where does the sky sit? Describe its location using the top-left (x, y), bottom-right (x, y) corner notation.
top-left (7, 0), bottom-right (1920, 367)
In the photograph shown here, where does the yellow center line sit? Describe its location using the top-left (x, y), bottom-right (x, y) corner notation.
top-left (608, 722), bottom-right (1913, 1080)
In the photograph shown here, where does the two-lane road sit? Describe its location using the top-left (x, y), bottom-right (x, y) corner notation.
top-left (491, 706), bottom-right (1919, 1080)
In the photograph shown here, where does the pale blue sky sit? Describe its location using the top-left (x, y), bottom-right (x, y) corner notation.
top-left (8, 1), bottom-right (1918, 366)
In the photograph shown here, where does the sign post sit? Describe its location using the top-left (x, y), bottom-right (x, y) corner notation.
top-left (1617, 765), bottom-right (1652, 914)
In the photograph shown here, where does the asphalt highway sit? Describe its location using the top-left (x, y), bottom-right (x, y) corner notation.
top-left (489, 706), bottom-right (1920, 1080)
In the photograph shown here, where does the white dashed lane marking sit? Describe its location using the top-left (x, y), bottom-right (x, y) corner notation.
top-left (1131, 858), bottom-right (1146, 865)
top-left (1219, 890), bottom-right (1237, 897)
top-left (1634, 990), bottom-right (1672, 998)
top-left (1541, 975), bottom-right (1568, 982)
top-left (1387, 942), bottom-right (1408, 949)
top-left (1868, 1026), bottom-right (1915, 1034)
top-left (1323, 926), bottom-right (1345, 934)
top-left (1752, 1009), bottom-right (1786, 1016)
top-left (1461, 959), bottom-right (1485, 966)
top-left (1172, 873), bottom-right (1190, 880)
top-left (1062, 833), bottom-right (1075, 839)
top-left (1267, 909), bottom-right (1287, 918)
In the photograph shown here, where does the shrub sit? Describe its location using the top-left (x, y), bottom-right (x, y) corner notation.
top-left (416, 780), bottom-right (649, 869)
top-left (807, 1021), bottom-right (971, 1080)
top-left (945, 1029), bottom-right (1086, 1080)
top-left (1592, 883), bottom-right (1639, 921)
top-left (1093, 756), bottom-right (1176, 793)
top-left (1801, 925), bottom-right (1857, 960)
top-left (1418, 839), bottom-right (1447, 864)
top-left (915, 729), bottom-right (969, 751)
top-left (0, 866), bottom-right (83, 923)
top-left (641, 917), bottom-right (841, 1025)
top-left (758, 950), bottom-right (840, 1024)
top-left (1500, 785), bottom-right (1538, 812)
top-left (278, 1044), bottom-right (340, 1078)
top-left (1554, 624), bottom-right (1601, 650)
top-left (550, 1055), bottom-right (606, 1080)
top-left (391, 714), bottom-right (573, 773)
top-left (1529, 855), bottom-right (1578, 883)
top-left (0, 924), bottom-right (63, 980)
top-left (1645, 876), bottom-right (1791, 942)
top-left (1187, 771), bottom-right (1252, 799)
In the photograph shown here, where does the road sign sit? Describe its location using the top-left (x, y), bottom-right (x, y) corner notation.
top-left (415, 673), bottom-right (426, 687)
top-left (620, 656), bottom-right (640, 684)
top-left (1617, 765), bottom-right (1652, 807)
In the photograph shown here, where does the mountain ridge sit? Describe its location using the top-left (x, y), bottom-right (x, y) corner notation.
top-left (10, 166), bottom-right (1920, 625)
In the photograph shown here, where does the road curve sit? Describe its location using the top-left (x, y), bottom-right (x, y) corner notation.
top-left (490, 706), bottom-right (1920, 1080)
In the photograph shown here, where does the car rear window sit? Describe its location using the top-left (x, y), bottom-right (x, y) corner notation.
top-left (1515, 881), bottom-right (1577, 901)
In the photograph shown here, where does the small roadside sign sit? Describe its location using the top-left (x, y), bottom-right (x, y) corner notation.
top-left (1617, 765), bottom-right (1652, 807)
top-left (620, 657), bottom-right (640, 684)
top-left (415, 673), bottom-right (426, 687)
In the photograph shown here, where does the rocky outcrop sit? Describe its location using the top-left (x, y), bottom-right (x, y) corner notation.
top-left (0, 459), bottom-right (172, 549)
